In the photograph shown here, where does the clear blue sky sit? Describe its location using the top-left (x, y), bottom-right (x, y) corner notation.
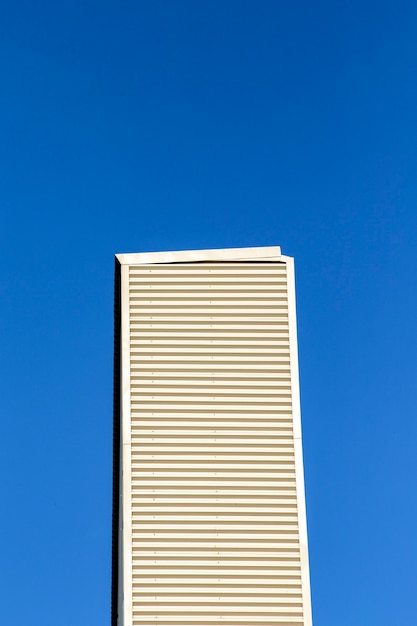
top-left (1, 1), bottom-right (417, 624)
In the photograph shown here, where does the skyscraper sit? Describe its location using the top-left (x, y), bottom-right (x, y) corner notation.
top-left (113, 246), bottom-right (312, 626)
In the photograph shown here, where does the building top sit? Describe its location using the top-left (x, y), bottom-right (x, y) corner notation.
top-left (116, 245), bottom-right (282, 265)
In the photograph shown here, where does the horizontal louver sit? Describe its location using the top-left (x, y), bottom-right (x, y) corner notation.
top-left (121, 262), bottom-right (304, 626)
top-left (115, 249), bottom-right (312, 626)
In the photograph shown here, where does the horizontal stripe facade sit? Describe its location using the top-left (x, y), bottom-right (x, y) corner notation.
top-left (116, 253), bottom-right (312, 626)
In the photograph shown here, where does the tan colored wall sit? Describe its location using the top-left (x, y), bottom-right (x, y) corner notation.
top-left (116, 248), bottom-right (312, 626)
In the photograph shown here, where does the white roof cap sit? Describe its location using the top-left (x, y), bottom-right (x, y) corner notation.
top-left (116, 245), bottom-right (282, 265)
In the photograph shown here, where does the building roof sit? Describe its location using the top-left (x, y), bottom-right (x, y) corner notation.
top-left (116, 245), bottom-right (282, 265)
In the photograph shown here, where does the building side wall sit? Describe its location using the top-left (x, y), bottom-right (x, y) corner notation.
top-left (115, 252), bottom-right (312, 626)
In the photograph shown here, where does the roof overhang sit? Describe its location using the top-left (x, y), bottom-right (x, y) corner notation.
top-left (116, 245), bottom-right (283, 265)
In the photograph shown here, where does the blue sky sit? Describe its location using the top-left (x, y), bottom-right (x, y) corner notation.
top-left (1, 1), bottom-right (417, 624)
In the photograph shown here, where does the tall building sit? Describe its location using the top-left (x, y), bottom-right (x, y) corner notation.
top-left (113, 246), bottom-right (312, 626)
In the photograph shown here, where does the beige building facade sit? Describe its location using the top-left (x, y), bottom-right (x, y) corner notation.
top-left (112, 246), bottom-right (312, 626)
